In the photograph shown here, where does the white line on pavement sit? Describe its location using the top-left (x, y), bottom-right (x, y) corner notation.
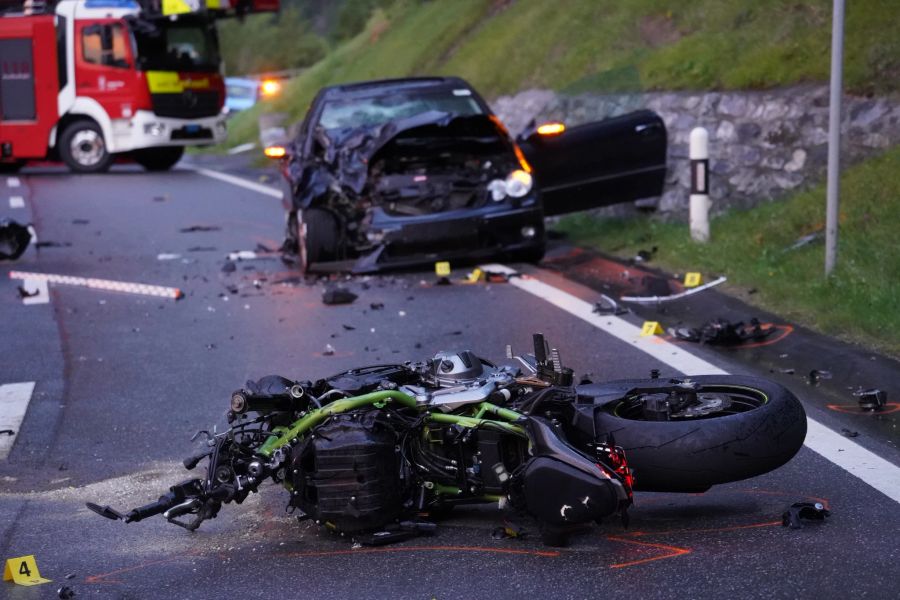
top-left (9, 196), bottom-right (24, 209)
top-left (7, 177), bottom-right (21, 188)
top-left (20, 278), bottom-right (49, 305)
top-left (190, 167), bottom-right (282, 199)
top-left (9, 270), bottom-right (183, 300)
top-left (483, 263), bottom-right (900, 505)
top-left (0, 382), bottom-right (36, 460)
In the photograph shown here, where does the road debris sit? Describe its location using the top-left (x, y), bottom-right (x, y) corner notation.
top-left (322, 287), bottom-right (358, 305)
top-left (0, 219), bottom-right (33, 260)
top-left (592, 294), bottom-right (628, 315)
top-left (784, 230), bottom-right (823, 253)
top-left (157, 253), bottom-right (182, 261)
top-left (17, 286), bottom-right (39, 299)
top-left (35, 240), bottom-right (72, 248)
top-left (342, 324), bottom-right (356, 330)
top-left (782, 501), bottom-right (830, 529)
top-left (621, 276), bottom-right (727, 303)
top-left (807, 369), bottom-right (833, 386)
top-left (323, 343), bottom-right (336, 356)
top-left (840, 428), bottom-right (859, 438)
top-left (221, 262), bottom-right (237, 273)
top-left (355, 521), bottom-right (436, 546)
top-left (180, 225), bottom-right (221, 233)
top-left (0, 429), bottom-right (14, 436)
top-left (633, 246), bottom-right (657, 263)
top-left (370, 302), bottom-right (385, 310)
top-left (491, 521), bottom-right (527, 540)
top-left (855, 388), bottom-right (887, 411)
top-left (188, 246), bottom-right (218, 252)
top-left (669, 317), bottom-right (775, 346)
top-left (57, 585), bottom-right (76, 599)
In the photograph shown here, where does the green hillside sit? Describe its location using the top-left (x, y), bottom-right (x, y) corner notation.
top-left (219, 0), bottom-right (900, 148)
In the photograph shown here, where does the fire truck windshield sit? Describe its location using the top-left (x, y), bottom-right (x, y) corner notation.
top-left (128, 15), bottom-right (220, 73)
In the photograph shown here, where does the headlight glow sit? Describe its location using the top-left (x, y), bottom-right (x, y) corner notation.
top-left (505, 169), bottom-right (533, 198)
top-left (487, 179), bottom-right (507, 202)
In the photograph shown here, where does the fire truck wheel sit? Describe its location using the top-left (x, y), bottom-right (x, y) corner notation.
top-left (59, 121), bottom-right (113, 173)
top-left (133, 147), bottom-right (185, 172)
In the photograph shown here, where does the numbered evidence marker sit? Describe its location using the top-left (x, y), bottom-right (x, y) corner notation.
top-left (4, 555), bottom-right (52, 586)
top-left (640, 321), bottom-right (664, 336)
top-left (434, 261), bottom-right (451, 277)
top-left (684, 272), bottom-right (703, 288)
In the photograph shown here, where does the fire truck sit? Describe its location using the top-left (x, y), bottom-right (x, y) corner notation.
top-left (0, 0), bottom-right (278, 173)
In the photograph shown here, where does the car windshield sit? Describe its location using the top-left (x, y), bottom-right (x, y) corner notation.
top-left (318, 89), bottom-right (484, 131)
top-left (130, 16), bottom-right (220, 72)
top-left (226, 83), bottom-right (257, 99)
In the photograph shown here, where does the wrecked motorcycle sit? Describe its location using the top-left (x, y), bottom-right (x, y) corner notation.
top-left (87, 334), bottom-right (807, 546)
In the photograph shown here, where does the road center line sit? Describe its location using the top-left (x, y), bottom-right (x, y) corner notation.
top-left (0, 382), bottom-right (36, 460)
top-left (483, 263), bottom-right (900, 505)
top-left (9, 196), bottom-right (25, 209)
top-left (189, 167), bottom-right (282, 199)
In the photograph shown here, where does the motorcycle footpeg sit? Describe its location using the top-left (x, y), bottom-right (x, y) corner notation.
top-left (85, 502), bottom-right (126, 521)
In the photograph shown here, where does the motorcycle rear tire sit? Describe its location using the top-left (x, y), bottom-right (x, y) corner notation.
top-left (593, 375), bottom-right (806, 493)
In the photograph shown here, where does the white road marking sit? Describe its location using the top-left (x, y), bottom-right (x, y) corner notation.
top-left (9, 196), bottom-right (24, 209)
top-left (7, 177), bottom-right (21, 188)
top-left (20, 278), bottom-right (49, 305)
top-left (0, 382), bottom-right (36, 460)
top-left (483, 263), bottom-right (900, 504)
top-left (190, 167), bottom-right (282, 199)
top-left (9, 270), bottom-right (183, 300)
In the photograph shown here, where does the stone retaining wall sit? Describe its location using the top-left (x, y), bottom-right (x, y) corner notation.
top-left (491, 86), bottom-right (900, 216)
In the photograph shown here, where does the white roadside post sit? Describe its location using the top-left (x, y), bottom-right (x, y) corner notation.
top-left (689, 127), bottom-right (710, 242)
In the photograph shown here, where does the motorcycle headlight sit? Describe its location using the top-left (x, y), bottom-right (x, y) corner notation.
top-left (487, 179), bottom-right (507, 202)
top-left (505, 169), bottom-right (533, 198)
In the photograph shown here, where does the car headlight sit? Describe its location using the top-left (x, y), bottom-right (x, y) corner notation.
top-left (143, 122), bottom-right (167, 136)
top-left (505, 169), bottom-right (533, 198)
top-left (487, 179), bottom-right (507, 202)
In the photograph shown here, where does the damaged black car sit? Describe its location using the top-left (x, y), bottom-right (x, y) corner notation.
top-left (269, 77), bottom-right (667, 273)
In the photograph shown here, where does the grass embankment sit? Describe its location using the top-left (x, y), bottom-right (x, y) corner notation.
top-left (222, 0), bottom-right (900, 149)
top-left (555, 146), bottom-right (900, 359)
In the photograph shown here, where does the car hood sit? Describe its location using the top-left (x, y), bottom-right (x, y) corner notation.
top-left (287, 112), bottom-right (511, 210)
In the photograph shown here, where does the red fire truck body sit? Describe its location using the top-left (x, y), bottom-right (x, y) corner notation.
top-left (0, 0), bottom-right (278, 172)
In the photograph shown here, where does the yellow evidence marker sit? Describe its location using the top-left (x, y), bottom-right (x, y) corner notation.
top-left (467, 268), bottom-right (484, 283)
top-left (435, 261), bottom-right (451, 277)
top-left (4, 555), bottom-right (51, 586)
top-left (684, 272), bottom-right (703, 288)
top-left (641, 321), bottom-right (664, 336)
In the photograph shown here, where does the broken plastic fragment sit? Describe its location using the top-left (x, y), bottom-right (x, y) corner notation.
top-left (0, 219), bottom-right (33, 260)
top-left (807, 369), bottom-right (833, 386)
top-left (322, 287), bottom-right (358, 305)
top-left (840, 428), bottom-right (859, 438)
top-left (592, 294), bottom-right (628, 315)
top-left (855, 389), bottom-right (887, 411)
top-left (782, 501), bottom-right (830, 529)
top-left (323, 344), bottom-right (336, 356)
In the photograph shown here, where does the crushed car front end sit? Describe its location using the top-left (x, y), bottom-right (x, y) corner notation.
top-left (279, 79), bottom-right (546, 272)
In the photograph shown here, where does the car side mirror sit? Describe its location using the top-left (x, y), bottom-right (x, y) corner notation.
top-left (516, 120), bottom-right (567, 144)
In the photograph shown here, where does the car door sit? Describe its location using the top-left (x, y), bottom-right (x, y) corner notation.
top-left (517, 110), bottom-right (667, 216)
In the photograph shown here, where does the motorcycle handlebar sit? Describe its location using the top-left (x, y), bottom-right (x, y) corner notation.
top-left (125, 494), bottom-right (177, 523)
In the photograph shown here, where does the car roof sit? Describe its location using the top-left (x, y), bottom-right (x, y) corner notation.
top-left (318, 77), bottom-right (475, 101)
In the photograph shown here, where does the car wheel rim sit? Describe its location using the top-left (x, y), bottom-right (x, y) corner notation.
top-left (70, 130), bottom-right (105, 166)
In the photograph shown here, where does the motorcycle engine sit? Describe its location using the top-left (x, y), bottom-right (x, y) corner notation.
top-left (289, 411), bottom-right (403, 533)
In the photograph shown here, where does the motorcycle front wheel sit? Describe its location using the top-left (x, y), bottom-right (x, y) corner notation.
top-left (593, 375), bottom-right (807, 492)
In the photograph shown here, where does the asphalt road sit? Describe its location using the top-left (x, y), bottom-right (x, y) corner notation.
top-left (1, 162), bottom-right (898, 599)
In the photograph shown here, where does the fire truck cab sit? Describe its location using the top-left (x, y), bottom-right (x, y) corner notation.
top-left (0, 0), bottom-right (278, 173)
